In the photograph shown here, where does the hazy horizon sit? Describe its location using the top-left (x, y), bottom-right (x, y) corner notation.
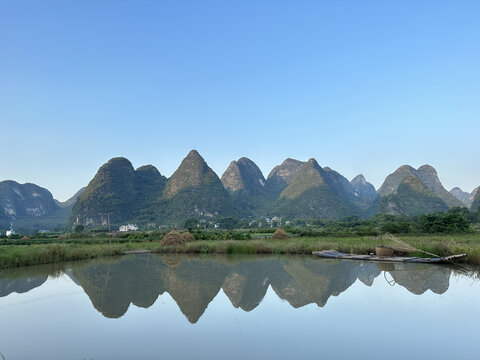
top-left (2, 1), bottom-right (479, 201)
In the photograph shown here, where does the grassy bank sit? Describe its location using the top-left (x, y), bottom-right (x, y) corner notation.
top-left (0, 242), bottom-right (161, 269)
top-left (153, 234), bottom-right (480, 264)
top-left (1, 234), bottom-right (480, 269)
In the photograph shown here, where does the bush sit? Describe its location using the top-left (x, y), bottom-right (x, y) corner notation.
top-left (381, 222), bottom-right (413, 234)
top-left (418, 212), bottom-right (471, 233)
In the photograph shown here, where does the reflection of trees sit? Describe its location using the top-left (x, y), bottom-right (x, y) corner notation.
top-left (0, 255), bottom-right (458, 323)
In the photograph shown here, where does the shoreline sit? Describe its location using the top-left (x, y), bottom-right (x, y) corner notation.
top-left (1, 234), bottom-right (480, 269)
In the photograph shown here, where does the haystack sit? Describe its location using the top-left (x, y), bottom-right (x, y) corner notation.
top-left (21, 236), bottom-right (31, 241)
top-left (271, 227), bottom-right (289, 240)
top-left (161, 228), bottom-right (185, 246)
top-left (182, 230), bottom-right (195, 242)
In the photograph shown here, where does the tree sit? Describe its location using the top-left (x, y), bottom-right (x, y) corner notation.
top-left (183, 217), bottom-right (199, 231)
top-left (74, 224), bottom-right (85, 233)
top-left (418, 212), bottom-right (470, 233)
top-left (218, 216), bottom-right (241, 230)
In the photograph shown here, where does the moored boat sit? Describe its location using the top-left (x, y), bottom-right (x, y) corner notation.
top-left (312, 250), bottom-right (466, 264)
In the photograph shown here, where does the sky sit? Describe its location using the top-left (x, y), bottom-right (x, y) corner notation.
top-left (1, 1), bottom-right (479, 201)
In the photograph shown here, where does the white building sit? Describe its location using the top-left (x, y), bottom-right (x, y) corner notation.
top-left (119, 224), bottom-right (139, 232)
top-left (6, 223), bottom-right (15, 236)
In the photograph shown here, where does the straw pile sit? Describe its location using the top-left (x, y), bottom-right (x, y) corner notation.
top-left (21, 236), bottom-right (31, 241)
top-left (161, 228), bottom-right (185, 246)
top-left (272, 227), bottom-right (289, 240)
top-left (182, 230), bottom-right (195, 242)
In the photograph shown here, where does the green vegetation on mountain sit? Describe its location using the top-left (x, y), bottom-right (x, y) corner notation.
top-left (351, 174), bottom-right (377, 205)
top-left (414, 165), bottom-right (463, 207)
top-left (69, 158), bottom-right (169, 228)
top-left (471, 189), bottom-right (480, 211)
top-left (3, 151), bottom-right (476, 232)
top-left (221, 157), bottom-right (275, 217)
top-left (273, 159), bottom-right (352, 219)
top-left (68, 151), bottom-right (237, 228)
top-left (70, 157), bottom-right (137, 226)
top-left (378, 176), bottom-right (449, 216)
top-left (266, 158), bottom-right (305, 195)
top-left (160, 150), bottom-right (236, 224)
top-left (321, 167), bottom-right (370, 212)
top-left (378, 164), bottom-right (463, 208)
top-left (132, 165), bottom-right (167, 224)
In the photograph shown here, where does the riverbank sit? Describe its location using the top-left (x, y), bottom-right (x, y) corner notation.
top-left (1, 234), bottom-right (480, 269)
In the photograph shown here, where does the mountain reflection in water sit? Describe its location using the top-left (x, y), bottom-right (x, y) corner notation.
top-left (0, 254), bottom-right (456, 323)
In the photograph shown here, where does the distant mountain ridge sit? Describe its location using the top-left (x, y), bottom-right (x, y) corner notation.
top-left (378, 176), bottom-right (449, 216)
top-left (1, 151), bottom-right (477, 231)
top-left (56, 187), bottom-right (86, 208)
top-left (351, 175), bottom-right (377, 205)
top-left (0, 180), bottom-right (83, 231)
top-left (0, 180), bottom-right (59, 220)
top-left (378, 164), bottom-right (463, 208)
top-left (450, 186), bottom-right (479, 208)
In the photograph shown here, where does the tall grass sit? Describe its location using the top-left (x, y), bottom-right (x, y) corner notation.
top-left (1, 234), bottom-right (480, 269)
top-left (152, 234), bottom-right (480, 265)
top-left (0, 242), bottom-right (159, 269)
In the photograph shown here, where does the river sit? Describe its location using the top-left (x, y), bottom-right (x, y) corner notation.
top-left (0, 254), bottom-right (478, 359)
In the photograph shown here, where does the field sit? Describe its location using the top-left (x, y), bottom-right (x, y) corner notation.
top-left (1, 232), bottom-right (480, 269)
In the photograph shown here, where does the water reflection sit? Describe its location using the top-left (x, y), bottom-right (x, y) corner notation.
top-left (0, 254), bottom-right (462, 323)
top-left (0, 263), bottom-right (63, 297)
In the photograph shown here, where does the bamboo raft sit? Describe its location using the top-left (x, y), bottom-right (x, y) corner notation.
top-left (312, 250), bottom-right (466, 264)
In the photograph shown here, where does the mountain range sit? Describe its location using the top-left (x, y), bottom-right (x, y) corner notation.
top-left (1, 150), bottom-right (478, 230)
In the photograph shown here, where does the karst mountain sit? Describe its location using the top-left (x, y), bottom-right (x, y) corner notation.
top-left (1, 150), bottom-right (477, 230)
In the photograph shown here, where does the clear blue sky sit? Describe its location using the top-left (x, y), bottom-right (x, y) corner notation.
top-left (1, 1), bottom-right (479, 201)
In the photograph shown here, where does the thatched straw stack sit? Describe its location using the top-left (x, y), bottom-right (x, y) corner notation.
top-left (271, 227), bottom-right (289, 240)
top-left (161, 228), bottom-right (185, 246)
top-left (21, 236), bottom-right (31, 241)
top-left (182, 230), bottom-right (195, 242)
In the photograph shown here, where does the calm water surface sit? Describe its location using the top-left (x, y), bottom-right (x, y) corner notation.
top-left (0, 254), bottom-right (479, 360)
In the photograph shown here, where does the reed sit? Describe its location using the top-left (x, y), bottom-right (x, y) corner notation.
top-left (1, 234), bottom-right (480, 269)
